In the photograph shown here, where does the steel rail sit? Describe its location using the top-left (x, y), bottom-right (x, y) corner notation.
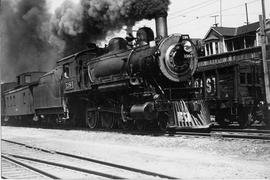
top-left (173, 131), bottom-right (270, 140)
top-left (2, 154), bottom-right (60, 179)
top-left (211, 128), bottom-right (270, 134)
top-left (3, 153), bottom-right (125, 179)
top-left (2, 139), bottom-right (179, 179)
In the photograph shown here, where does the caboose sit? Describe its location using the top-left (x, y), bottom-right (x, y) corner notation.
top-left (3, 72), bottom-right (45, 124)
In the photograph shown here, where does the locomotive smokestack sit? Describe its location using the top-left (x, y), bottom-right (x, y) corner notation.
top-left (155, 12), bottom-right (168, 38)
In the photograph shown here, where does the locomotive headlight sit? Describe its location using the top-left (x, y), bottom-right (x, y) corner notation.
top-left (183, 41), bottom-right (192, 53)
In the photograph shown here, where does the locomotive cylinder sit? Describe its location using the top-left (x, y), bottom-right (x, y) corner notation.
top-left (130, 102), bottom-right (158, 120)
top-left (155, 13), bottom-right (168, 38)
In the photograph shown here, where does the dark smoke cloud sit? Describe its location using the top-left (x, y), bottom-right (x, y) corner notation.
top-left (51, 0), bottom-right (170, 56)
top-left (0, 0), bottom-right (170, 82)
top-left (0, 0), bottom-right (60, 82)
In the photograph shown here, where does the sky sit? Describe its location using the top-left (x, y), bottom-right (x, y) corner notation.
top-left (135, 0), bottom-right (270, 38)
top-left (48, 0), bottom-right (269, 39)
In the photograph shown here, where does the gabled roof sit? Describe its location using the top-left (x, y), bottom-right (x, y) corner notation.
top-left (204, 34), bottom-right (219, 42)
top-left (212, 27), bottom-right (236, 36)
top-left (204, 21), bottom-right (262, 40)
top-left (236, 21), bottom-right (260, 35)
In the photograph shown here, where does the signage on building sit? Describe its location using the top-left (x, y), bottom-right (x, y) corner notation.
top-left (198, 49), bottom-right (260, 67)
top-left (198, 57), bottom-right (234, 67)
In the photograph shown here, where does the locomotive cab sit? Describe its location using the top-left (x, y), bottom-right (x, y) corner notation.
top-left (57, 49), bottom-right (101, 93)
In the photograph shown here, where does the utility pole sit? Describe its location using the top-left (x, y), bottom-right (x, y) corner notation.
top-left (260, 0), bottom-right (270, 122)
top-left (211, 15), bottom-right (219, 27)
top-left (220, 0), bottom-right (222, 26)
top-left (245, 3), bottom-right (249, 25)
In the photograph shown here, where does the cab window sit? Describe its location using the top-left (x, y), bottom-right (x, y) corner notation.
top-left (63, 64), bottom-right (70, 78)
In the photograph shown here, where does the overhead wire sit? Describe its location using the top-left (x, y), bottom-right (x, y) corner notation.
top-left (168, 0), bottom-right (218, 20)
top-left (169, 0), bottom-right (260, 28)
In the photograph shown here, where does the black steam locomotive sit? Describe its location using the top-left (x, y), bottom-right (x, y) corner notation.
top-left (2, 14), bottom-right (212, 130)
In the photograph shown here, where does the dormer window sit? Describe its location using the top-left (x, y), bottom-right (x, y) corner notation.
top-left (205, 41), bottom-right (218, 56)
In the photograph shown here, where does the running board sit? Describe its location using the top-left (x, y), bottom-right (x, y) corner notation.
top-left (169, 100), bottom-right (212, 129)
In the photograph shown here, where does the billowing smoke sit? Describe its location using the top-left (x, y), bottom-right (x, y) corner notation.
top-left (51, 0), bottom-right (170, 56)
top-left (0, 0), bottom-right (170, 82)
top-left (0, 0), bottom-right (60, 82)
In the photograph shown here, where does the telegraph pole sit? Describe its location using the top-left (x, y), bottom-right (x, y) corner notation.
top-left (260, 0), bottom-right (270, 121)
top-left (220, 0), bottom-right (222, 26)
top-left (245, 3), bottom-right (249, 25)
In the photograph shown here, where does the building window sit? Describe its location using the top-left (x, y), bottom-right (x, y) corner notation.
top-left (225, 40), bottom-right (233, 51)
top-left (215, 42), bottom-right (219, 54)
top-left (234, 37), bottom-right (244, 50)
top-left (206, 44), bottom-right (209, 55)
top-left (247, 73), bottom-right (252, 84)
top-left (240, 73), bottom-right (246, 84)
top-left (245, 36), bottom-right (255, 48)
top-left (23, 92), bottom-right (26, 104)
top-left (209, 43), bottom-right (213, 55)
top-left (25, 75), bottom-right (31, 83)
top-left (17, 76), bottom-right (20, 85)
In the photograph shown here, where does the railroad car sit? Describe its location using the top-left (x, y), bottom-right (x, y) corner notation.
top-left (194, 46), bottom-right (269, 127)
top-left (32, 66), bottom-right (66, 125)
top-left (1, 82), bottom-right (17, 123)
top-left (2, 72), bottom-right (45, 124)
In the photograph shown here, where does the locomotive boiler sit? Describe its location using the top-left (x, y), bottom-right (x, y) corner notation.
top-left (81, 14), bottom-right (211, 130)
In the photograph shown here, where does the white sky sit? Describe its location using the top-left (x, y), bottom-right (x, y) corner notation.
top-left (48, 0), bottom-right (270, 39)
top-left (136, 0), bottom-right (270, 38)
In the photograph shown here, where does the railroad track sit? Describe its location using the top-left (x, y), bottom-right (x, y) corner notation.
top-left (1, 155), bottom-right (59, 179)
top-left (172, 128), bottom-right (270, 140)
top-left (2, 139), bottom-right (178, 179)
top-left (4, 123), bottom-right (270, 140)
top-left (84, 127), bottom-right (270, 140)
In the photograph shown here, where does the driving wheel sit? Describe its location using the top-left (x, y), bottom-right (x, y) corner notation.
top-left (119, 104), bottom-right (134, 130)
top-left (100, 112), bottom-right (114, 129)
top-left (86, 109), bottom-right (99, 129)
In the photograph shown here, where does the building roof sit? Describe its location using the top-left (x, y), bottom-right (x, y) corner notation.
top-left (236, 21), bottom-right (260, 35)
top-left (204, 34), bottom-right (220, 42)
top-left (212, 27), bottom-right (236, 36)
top-left (204, 21), bottom-right (262, 40)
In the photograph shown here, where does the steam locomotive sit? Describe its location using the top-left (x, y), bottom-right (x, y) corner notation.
top-left (2, 13), bottom-right (212, 130)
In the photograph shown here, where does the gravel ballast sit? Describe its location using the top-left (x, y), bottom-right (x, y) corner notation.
top-left (1, 126), bottom-right (270, 179)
